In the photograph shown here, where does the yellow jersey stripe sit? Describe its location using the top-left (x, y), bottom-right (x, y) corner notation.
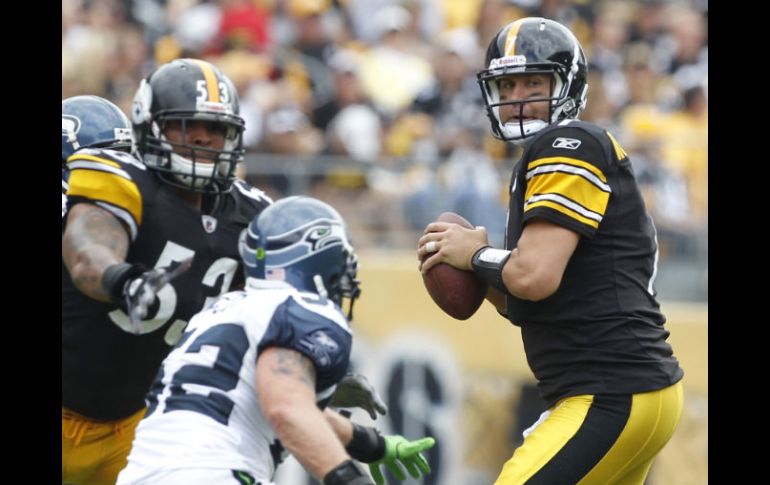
top-left (606, 131), bottom-right (628, 160)
top-left (527, 163), bottom-right (611, 193)
top-left (525, 171), bottom-right (611, 216)
top-left (503, 19), bottom-right (526, 56)
top-left (528, 156), bottom-right (608, 183)
top-left (525, 198), bottom-right (601, 229)
top-left (67, 153), bottom-right (121, 169)
top-left (67, 169), bottom-right (143, 225)
top-left (192, 59), bottom-right (219, 103)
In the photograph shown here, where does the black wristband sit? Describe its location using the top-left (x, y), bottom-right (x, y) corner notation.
top-left (323, 459), bottom-right (374, 485)
top-left (345, 423), bottom-right (386, 463)
top-left (101, 262), bottom-right (145, 303)
top-left (471, 246), bottom-right (512, 293)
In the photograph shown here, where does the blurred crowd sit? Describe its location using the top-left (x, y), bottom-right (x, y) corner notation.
top-left (63, 0), bottom-right (707, 287)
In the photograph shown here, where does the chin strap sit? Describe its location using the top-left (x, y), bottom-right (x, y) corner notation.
top-left (313, 274), bottom-right (329, 299)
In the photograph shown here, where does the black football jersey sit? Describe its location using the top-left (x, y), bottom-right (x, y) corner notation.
top-left (504, 121), bottom-right (683, 406)
top-left (62, 148), bottom-right (272, 420)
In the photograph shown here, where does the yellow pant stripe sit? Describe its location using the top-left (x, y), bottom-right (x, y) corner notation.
top-left (493, 382), bottom-right (683, 485)
top-left (494, 395), bottom-right (594, 485)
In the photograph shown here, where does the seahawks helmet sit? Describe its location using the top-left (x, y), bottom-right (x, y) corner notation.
top-left (131, 58), bottom-right (245, 193)
top-left (477, 17), bottom-right (588, 143)
top-left (62, 95), bottom-right (133, 189)
top-left (239, 196), bottom-right (361, 316)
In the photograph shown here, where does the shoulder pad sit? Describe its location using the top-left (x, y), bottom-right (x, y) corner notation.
top-left (68, 147), bottom-right (146, 172)
top-left (527, 121), bottom-right (612, 173)
top-left (233, 179), bottom-right (273, 205)
top-left (65, 147), bottom-right (146, 240)
top-left (259, 295), bottom-right (351, 391)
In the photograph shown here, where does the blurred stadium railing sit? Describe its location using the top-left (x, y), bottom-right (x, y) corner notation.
top-left (242, 153), bottom-right (707, 303)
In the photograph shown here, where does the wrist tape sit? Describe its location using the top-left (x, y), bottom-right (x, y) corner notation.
top-left (101, 262), bottom-right (145, 303)
top-left (471, 246), bottom-right (512, 293)
top-left (323, 459), bottom-right (374, 485)
top-left (345, 423), bottom-right (386, 463)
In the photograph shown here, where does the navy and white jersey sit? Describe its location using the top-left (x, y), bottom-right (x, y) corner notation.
top-left (62, 147), bottom-right (272, 420)
top-left (118, 279), bottom-right (353, 483)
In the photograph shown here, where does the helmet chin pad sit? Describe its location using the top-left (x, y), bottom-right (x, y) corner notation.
top-left (500, 119), bottom-right (549, 141)
top-left (140, 128), bottom-right (239, 192)
top-left (169, 151), bottom-right (216, 189)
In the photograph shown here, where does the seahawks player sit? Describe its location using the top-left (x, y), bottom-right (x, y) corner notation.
top-left (418, 18), bottom-right (683, 485)
top-left (61, 95), bottom-right (132, 217)
top-left (117, 197), bottom-right (435, 485)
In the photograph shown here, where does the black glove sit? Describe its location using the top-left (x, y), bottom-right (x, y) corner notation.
top-left (102, 257), bottom-right (193, 332)
top-left (330, 373), bottom-right (388, 419)
top-left (323, 460), bottom-right (375, 485)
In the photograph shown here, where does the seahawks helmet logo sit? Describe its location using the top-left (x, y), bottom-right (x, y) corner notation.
top-left (305, 224), bottom-right (345, 251)
top-left (62, 115), bottom-right (81, 136)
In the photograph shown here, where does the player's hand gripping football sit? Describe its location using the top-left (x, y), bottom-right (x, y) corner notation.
top-left (418, 217), bottom-right (489, 273)
top-left (330, 373), bottom-right (388, 419)
top-left (123, 257), bottom-right (193, 332)
top-left (369, 435), bottom-right (435, 485)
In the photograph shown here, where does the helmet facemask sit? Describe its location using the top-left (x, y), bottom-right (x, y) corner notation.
top-left (321, 244), bottom-right (362, 320)
top-left (478, 63), bottom-right (580, 144)
top-left (142, 113), bottom-right (244, 193)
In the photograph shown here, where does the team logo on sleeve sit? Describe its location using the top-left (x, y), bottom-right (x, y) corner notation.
top-left (202, 215), bottom-right (218, 233)
top-left (298, 330), bottom-right (340, 367)
top-left (310, 330), bottom-right (338, 350)
top-left (552, 137), bottom-right (582, 150)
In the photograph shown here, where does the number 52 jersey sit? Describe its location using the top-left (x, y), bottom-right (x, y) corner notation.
top-left (62, 148), bottom-right (272, 421)
top-left (119, 280), bottom-right (353, 483)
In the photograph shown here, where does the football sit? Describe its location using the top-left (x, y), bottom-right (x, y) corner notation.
top-left (421, 212), bottom-right (487, 320)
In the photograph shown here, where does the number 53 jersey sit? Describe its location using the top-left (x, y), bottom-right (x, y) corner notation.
top-left (119, 280), bottom-right (352, 483)
top-left (62, 148), bottom-right (272, 421)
